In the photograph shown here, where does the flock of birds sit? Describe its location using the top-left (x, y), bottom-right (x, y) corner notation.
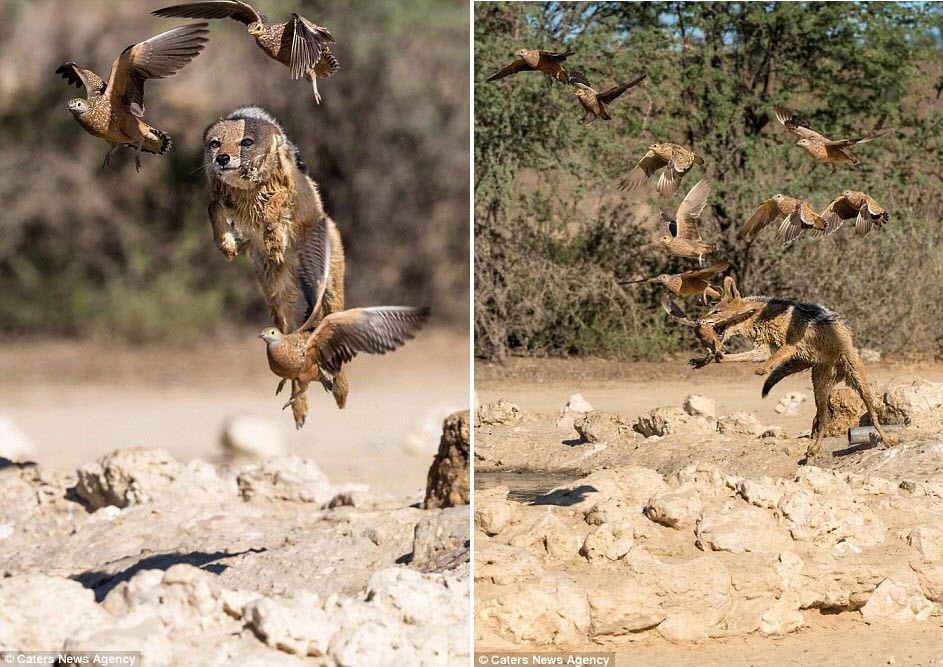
top-left (484, 46), bottom-right (892, 304)
top-left (57, 0), bottom-right (337, 171)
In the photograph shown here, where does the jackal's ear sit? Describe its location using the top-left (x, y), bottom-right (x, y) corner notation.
top-left (722, 276), bottom-right (740, 302)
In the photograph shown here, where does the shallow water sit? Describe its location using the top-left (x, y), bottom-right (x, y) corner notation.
top-left (474, 471), bottom-right (584, 504)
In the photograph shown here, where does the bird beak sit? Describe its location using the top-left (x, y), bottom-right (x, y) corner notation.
top-left (257, 333), bottom-right (265, 339)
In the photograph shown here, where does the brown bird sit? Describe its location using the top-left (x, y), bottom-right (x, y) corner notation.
top-left (657, 178), bottom-right (717, 264)
top-left (484, 47), bottom-right (573, 84)
top-left (258, 218), bottom-right (430, 409)
top-left (821, 190), bottom-right (890, 237)
top-left (618, 143), bottom-right (704, 197)
top-left (568, 70), bottom-right (646, 125)
top-left (737, 194), bottom-right (829, 243)
top-left (660, 294), bottom-right (725, 368)
top-left (57, 24), bottom-right (209, 171)
top-left (153, 0), bottom-right (338, 104)
top-left (774, 105), bottom-right (889, 172)
top-left (622, 261), bottom-right (730, 304)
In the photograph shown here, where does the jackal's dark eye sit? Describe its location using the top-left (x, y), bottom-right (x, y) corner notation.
top-left (241, 138), bottom-right (254, 147)
top-left (208, 139), bottom-right (221, 150)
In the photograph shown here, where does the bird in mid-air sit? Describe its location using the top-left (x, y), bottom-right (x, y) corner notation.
top-left (568, 70), bottom-right (646, 125)
top-left (821, 190), bottom-right (890, 237)
top-left (57, 23), bottom-right (209, 171)
top-left (737, 194), bottom-right (829, 243)
top-left (774, 105), bottom-right (889, 172)
top-left (618, 143), bottom-right (704, 197)
top-left (622, 261), bottom-right (730, 303)
top-left (258, 218), bottom-right (430, 412)
top-left (484, 47), bottom-right (574, 84)
top-left (153, 0), bottom-right (338, 104)
top-left (657, 178), bottom-right (717, 264)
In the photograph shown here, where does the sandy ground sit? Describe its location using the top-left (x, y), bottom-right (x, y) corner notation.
top-left (0, 328), bottom-right (469, 497)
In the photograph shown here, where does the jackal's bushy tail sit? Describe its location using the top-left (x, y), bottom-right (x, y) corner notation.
top-left (762, 357), bottom-right (813, 398)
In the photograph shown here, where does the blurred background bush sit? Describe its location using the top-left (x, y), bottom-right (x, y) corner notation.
top-left (0, 0), bottom-right (469, 342)
top-left (475, 1), bottom-right (943, 361)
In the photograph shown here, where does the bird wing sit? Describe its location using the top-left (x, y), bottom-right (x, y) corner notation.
top-left (660, 210), bottom-right (678, 237)
top-left (56, 62), bottom-right (106, 97)
top-left (675, 178), bottom-right (711, 240)
top-left (289, 14), bottom-right (335, 79)
top-left (307, 307), bottom-right (431, 376)
top-left (775, 209), bottom-right (805, 243)
top-left (682, 260), bottom-right (730, 280)
top-left (799, 202), bottom-right (829, 237)
top-left (661, 294), bottom-right (697, 327)
top-left (597, 73), bottom-right (646, 103)
top-left (773, 104), bottom-right (824, 141)
top-left (737, 198), bottom-right (781, 239)
top-left (822, 128), bottom-right (890, 147)
top-left (568, 69), bottom-right (592, 87)
top-left (485, 58), bottom-right (532, 82)
top-left (292, 218), bottom-right (332, 333)
top-left (152, 0), bottom-right (263, 24)
top-left (618, 150), bottom-right (668, 191)
top-left (822, 195), bottom-right (858, 221)
top-left (538, 47), bottom-right (574, 61)
top-left (106, 23), bottom-right (209, 115)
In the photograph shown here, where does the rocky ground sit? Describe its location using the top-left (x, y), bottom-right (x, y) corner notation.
top-left (0, 412), bottom-right (471, 666)
top-left (474, 370), bottom-right (943, 662)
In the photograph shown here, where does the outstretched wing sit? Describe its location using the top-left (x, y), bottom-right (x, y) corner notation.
top-left (568, 69), bottom-right (592, 87)
top-left (675, 178), bottom-right (711, 240)
top-left (293, 218), bottom-right (332, 333)
top-left (56, 62), bottom-right (106, 97)
top-left (821, 194), bottom-right (857, 235)
top-left (737, 198), bottom-right (781, 239)
top-left (597, 73), bottom-right (646, 103)
top-left (661, 294), bottom-right (697, 327)
top-left (822, 128), bottom-right (890, 147)
top-left (290, 14), bottom-right (335, 79)
top-left (106, 23), bottom-right (209, 116)
top-left (485, 58), bottom-right (532, 82)
top-left (773, 104), bottom-right (823, 140)
top-left (682, 260), bottom-right (729, 280)
top-left (152, 0), bottom-right (263, 24)
top-left (308, 307), bottom-right (431, 376)
top-left (617, 150), bottom-right (668, 191)
top-left (538, 47), bottom-right (574, 61)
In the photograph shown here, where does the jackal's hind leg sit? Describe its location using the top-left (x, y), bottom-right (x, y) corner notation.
top-left (805, 366), bottom-right (837, 462)
top-left (846, 359), bottom-right (897, 447)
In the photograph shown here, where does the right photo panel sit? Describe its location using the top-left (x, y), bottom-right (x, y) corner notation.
top-left (474, 1), bottom-right (943, 664)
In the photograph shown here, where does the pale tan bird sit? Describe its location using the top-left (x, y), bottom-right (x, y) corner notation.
top-left (657, 178), bottom-right (717, 264)
top-left (485, 47), bottom-right (573, 84)
top-left (618, 143), bottom-right (704, 197)
top-left (774, 105), bottom-right (889, 172)
top-left (621, 261), bottom-right (730, 304)
top-left (153, 1), bottom-right (338, 104)
top-left (737, 194), bottom-right (829, 243)
top-left (660, 294), bottom-right (724, 368)
top-left (568, 70), bottom-right (646, 125)
top-left (257, 218), bottom-right (429, 410)
top-left (57, 23), bottom-right (209, 170)
top-left (821, 190), bottom-right (890, 237)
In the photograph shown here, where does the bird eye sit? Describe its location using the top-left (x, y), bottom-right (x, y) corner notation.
top-left (208, 140), bottom-right (221, 149)
top-left (241, 138), bottom-right (254, 147)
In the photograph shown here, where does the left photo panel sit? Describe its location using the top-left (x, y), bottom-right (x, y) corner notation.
top-left (0, 0), bottom-right (470, 663)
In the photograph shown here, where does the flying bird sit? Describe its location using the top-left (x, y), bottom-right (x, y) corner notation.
top-left (774, 105), bottom-right (889, 171)
top-left (737, 194), bottom-right (829, 243)
top-left (660, 294), bottom-right (725, 368)
top-left (568, 70), bottom-right (646, 125)
top-left (621, 261), bottom-right (730, 303)
top-left (57, 23), bottom-right (209, 171)
top-left (821, 190), bottom-right (889, 237)
top-left (258, 218), bottom-right (430, 411)
top-left (152, 1), bottom-right (338, 104)
top-left (484, 47), bottom-right (574, 84)
top-left (657, 178), bottom-right (717, 264)
top-left (618, 143), bottom-right (704, 197)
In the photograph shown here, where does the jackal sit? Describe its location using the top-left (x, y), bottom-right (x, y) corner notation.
top-left (685, 277), bottom-right (896, 460)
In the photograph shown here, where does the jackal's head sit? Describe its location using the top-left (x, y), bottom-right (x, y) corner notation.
top-left (203, 107), bottom-right (298, 189)
top-left (700, 277), bottom-right (759, 332)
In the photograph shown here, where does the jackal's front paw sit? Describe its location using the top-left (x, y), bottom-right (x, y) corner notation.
top-left (217, 232), bottom-right (239, 260)
top-left (264, 226), bottom-right (288, 265)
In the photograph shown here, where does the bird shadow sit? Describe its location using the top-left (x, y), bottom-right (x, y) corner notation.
top-left (74, 548), bottom-right (266, 602)
top-left (0, 457), bottom-right (37, 470)
top-left (529, 484), bottom-right (598, 507)
top-left (832, 442), bottom-right (879, 458)
top-left (561, 438), bottom-right (583, 447)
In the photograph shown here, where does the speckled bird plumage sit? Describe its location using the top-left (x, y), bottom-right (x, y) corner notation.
top-left (821, 190), bottom-right (889, 237)
top-left (568, 70), bottom-right (646, 125)
top-left (737, 194), bottom-right (829, 244)
top-left (57, 23), bottom-right (209, 170)
top-left (153, 1), bottom-right (338, 103)
top-left (622, 261), bottom-right (730, 304)
top-left (774, 105), bottom-right (889, 169)
top-left (485, 47), bottom-right (573, 84)
top-left (618, 143), bottom-right (704, 197)
top-left (657, 178), bottom-right (717, 263)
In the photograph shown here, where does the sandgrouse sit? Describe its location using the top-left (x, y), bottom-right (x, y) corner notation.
top-left (568, 70), bottom-right (646, 125)
top-left (258, 218), bottom-right (430, 412)
top-left (153, 0), bottom-right (338, 104)
top-left (622, 261), bottom-right (729, 304)
top-left (657, 178), bottom-right (717, 264)
top-left (738, 194), bottom-right (829, 244)
top-left (774, 105), bottom-right (889, 172)
top-left (618, 143), bottom-right (704, 197)
top-left (485, 47), bottom-right (574, 84)
top-left (821, 190), bottom-right (890, 237)
top-left (57, 23), bottom-right (209, 171)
